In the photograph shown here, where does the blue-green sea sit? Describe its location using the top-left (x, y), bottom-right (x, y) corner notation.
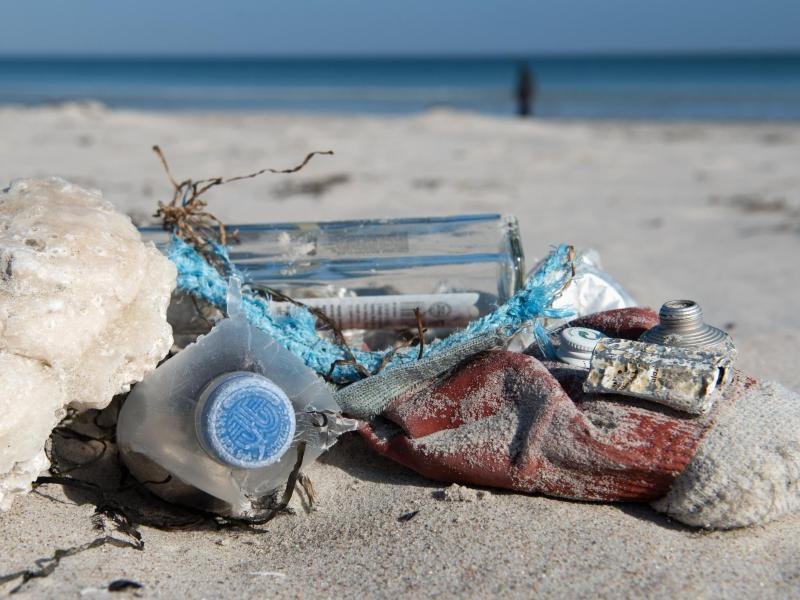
top-left (1, 53), bottom-right (799, 119)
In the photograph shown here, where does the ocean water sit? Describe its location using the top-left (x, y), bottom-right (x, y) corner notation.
top-left (1, 54), bottom-right (799, 120)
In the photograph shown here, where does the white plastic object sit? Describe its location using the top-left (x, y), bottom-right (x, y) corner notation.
top-left (508, 248), bottom-right (636, 352)
top-left (550, 248), bottom-right (636, 324)
top-left (117, 277), bottom-right (357, 517)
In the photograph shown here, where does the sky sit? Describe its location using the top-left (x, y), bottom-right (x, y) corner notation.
top-left (0, 0), bottom-right (798, 56)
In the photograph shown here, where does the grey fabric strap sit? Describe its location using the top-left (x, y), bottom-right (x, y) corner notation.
top-left (334, 330), bottom-right (508, 420)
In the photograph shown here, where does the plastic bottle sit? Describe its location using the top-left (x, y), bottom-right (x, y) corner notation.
top-left (116, 278), bottom-right (357, 517)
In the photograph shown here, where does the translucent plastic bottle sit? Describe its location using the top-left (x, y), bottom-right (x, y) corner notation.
top-left (117, 279), bottom-right (357, 517)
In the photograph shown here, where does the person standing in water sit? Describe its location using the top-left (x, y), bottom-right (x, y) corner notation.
top-left (516, 64), bottom-right (535, 117)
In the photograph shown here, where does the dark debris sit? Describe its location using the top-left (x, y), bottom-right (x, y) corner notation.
top-left (397, 510), bottom-right (420, 523)
top-left (108, 579), bottom-right (144, 592)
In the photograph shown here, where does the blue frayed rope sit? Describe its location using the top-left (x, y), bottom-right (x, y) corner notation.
top-left (168, 237), bottom-right (574, 384)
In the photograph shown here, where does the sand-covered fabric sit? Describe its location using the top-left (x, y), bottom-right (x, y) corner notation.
top-left (335, 331), bottom-right (508, 419)
top-left (652, 379), bottom-right (800, 528)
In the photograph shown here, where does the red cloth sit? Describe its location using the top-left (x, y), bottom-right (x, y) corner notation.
top-left (359, 308), bottom-right (724, 501)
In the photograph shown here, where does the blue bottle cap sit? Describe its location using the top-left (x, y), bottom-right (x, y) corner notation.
top-left (195, 371), bottom-right (296, 469)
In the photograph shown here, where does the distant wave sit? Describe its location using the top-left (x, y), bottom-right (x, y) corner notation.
top-left (1, 55), bottom-right (799, 119)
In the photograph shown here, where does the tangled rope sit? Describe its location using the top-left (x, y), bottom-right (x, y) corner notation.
top-left (168, 238), bottom-right (576, 385)
top-left (151, 146), bottom-right (576, 384)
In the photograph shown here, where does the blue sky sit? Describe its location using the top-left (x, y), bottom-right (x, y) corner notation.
top-left (1, 0), bottom-right (798, 56)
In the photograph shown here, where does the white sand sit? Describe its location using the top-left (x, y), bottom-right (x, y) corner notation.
top-left (1, 104), bottom-right (799, 598)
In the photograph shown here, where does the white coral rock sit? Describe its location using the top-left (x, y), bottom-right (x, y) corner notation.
top-left (0, 178), bottom-right (175, 511)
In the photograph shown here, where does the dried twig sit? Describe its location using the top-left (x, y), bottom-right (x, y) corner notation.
top-left (326, 357), bottom-right (371, 381)
top-left (298, 473), bottom-right (316, 510)
top-left (564, 245), bottom-right (576, 290)
top-left (373, 315), bottom-right (428, 375)
top-left (232, 442), bottom-right (308, 526)
top-left (375, 344), bottom-right (404, 374)
top-left (413, 307), bottom-right (426, 360)
top-left (152, 145), bottom-right (333, 249)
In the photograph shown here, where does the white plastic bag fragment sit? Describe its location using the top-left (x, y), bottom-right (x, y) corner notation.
top-left (509, 248), bottom-right (636, 351)
top-left (550, 248), bottom-right (636, 324)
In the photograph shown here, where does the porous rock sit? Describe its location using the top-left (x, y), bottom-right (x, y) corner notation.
top-left (0, 178), bottom-right (175, 510)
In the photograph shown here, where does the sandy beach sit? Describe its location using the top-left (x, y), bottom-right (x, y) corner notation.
top-left (1, 105), bottom-right (800, 598)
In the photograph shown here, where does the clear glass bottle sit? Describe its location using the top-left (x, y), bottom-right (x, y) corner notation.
top-left (141, 213), bottom-right (525, 333)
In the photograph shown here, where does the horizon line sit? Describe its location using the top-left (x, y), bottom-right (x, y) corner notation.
top-left (1, 48), bottom-right (800, 61)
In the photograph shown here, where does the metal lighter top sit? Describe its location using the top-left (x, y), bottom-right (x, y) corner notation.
top-left (640, 299), bottom-right (735, 356)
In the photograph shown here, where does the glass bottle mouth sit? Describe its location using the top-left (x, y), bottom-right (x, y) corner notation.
top-left (194, 371), bottom-right (296, 469)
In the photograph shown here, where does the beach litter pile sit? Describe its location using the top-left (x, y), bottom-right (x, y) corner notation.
top-left (0, 160), bottom-right (799, 543)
